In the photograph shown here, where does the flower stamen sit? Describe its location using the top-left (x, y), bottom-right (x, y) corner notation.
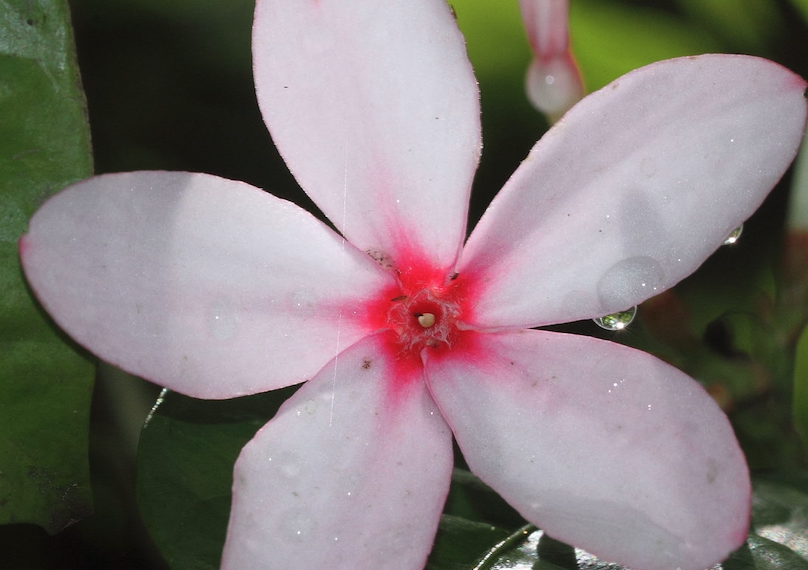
top-left (417, 313), bottom-right (436, 328)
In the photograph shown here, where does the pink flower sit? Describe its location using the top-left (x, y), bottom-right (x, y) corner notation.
top-left (518, 0), bottom-right (585, 120)
top-left (20, 1), bottom-right (807, 569)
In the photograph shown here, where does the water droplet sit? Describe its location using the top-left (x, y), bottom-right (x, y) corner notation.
top-left (723, 224), bottom-right (743, 245)
top-left (295, 399), bottom-right (318, 417)
top-left (525, 57), bottom-right (582, 119)
top-left (597, 256), bottom-right (664, 309)
top-left (593, 307), bottom-right (637, 331)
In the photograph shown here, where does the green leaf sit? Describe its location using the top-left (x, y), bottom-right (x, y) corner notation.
top-left (137, 388), bottom-right (295, 570)
top-left (444, 469), bottom-right (525, 529)
top-left (0, 0), bottom-right (94, 533)
top-left (425, 516), bottom-right (510, 570)
top-left (751, 477), bottom-right (808, 563)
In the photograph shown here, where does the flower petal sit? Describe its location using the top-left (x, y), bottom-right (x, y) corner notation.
top-left (20, 171), bottom-right (393, 399)
top-left (222, 333), bottom-right (452, 570)
top-left (252, 0), bottom-right (481, 271)
top-left (459, 55), bottom-right (807, 328)
top-left (426, 330), bottom-right (750, 570)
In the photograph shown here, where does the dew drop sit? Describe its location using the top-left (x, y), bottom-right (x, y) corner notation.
top-left (723, 224), bottom-right (743, 245)
top-left (597, 256), bottom-right (664, 309)
top-left (593, 306), bottom-right (637, 331)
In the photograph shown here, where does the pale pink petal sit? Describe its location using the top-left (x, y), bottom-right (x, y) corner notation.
top-left (252, 0), bottom-right (481, 271)
top-left (222, 333), bottom-right (452, 570)
top-left (426, 330), bottom-right (750, 570)
top-left (459, 55), bottom-right (807, 328)
top-left (20, 171), bottom-right (394, 399)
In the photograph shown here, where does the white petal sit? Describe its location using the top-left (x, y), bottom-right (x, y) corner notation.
top-left (427, 330), bottom-right (750, 570)
top-left (460, 55), bottom-right (807, 327)
top-left (222, 334), bottom-right (453, 570)
top-left (253, 0), bottom-right (481, 271)
top-left (21, 171), bottom-right (393, 398)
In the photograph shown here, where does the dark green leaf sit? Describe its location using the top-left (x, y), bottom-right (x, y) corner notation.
top-left (0, 0), bottom-right (94, 533)
top-left (749, 478), bottom-right (808, 563)
top-left (444, 468), bottom-right (525, 529)
top-left (137, 388), bottom-right (295, 570)
top-left (425, 515), bottom-right (511, 570)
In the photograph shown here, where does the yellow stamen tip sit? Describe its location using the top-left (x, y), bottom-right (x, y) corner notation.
top-left (417, 313), bottom-right (436, 328)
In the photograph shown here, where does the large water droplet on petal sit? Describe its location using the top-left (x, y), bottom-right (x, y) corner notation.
top-left (723, 224), bottom-right (743, 245)
top-left (597, 256), bottom-right (665, 309)
top-left (593, 306), bottom-right (637, 331)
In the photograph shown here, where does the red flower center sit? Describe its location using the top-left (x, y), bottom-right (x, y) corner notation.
top-left (385, 283), bottom-right (462, 356)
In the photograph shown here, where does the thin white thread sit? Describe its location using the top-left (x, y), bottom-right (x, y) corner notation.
top-left (144, 387), bottom-right (169, 427)
top-left (329, 144), bottom-right (350, 427)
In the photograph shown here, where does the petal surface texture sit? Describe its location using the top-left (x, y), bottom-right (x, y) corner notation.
top-left (222, 334), bottom-right (453, 570)
top-left (460, 55), bottom-right (807, 328)
top-left (20, 171), bottom-right (394, 399)
top-left (426, 330), bottom-right (750, 570)
top-left (252, 0), bottom-right (481, 271)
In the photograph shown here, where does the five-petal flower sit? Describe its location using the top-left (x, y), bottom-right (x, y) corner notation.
top-left (19, 1), bottom-right (808, 569)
